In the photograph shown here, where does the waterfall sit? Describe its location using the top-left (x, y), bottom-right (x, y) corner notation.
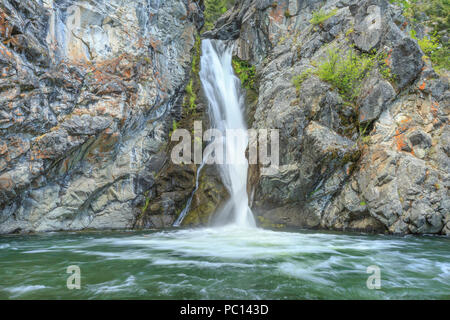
top-left (175, 39), bottom-right (256, 228)
top-left (199, 39), bottom-right (256, 228)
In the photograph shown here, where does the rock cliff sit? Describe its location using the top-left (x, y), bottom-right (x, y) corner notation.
top-left (0, 0), bottom-right (203, 233)
top-left (0, 0), bottom-right (448, 236)
top-left (209, 0), bottom-right (449, 235)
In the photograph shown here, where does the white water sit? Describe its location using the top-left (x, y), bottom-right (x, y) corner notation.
top-left (198, 39), bottom-right (256, 228)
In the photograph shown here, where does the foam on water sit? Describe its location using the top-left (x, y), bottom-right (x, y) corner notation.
top-left (0, 229), bottom-right (448, 299)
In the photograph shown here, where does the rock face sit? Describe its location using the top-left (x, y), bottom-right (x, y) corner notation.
top-left (213, 0), bottom-right (449, 235)
top-left (1, 0), bottom-right (448, 236)
top-left (0, 0), bottom-right (203, 233)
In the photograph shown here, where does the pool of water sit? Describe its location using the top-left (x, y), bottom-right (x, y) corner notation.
top-left (0, 226), bottom-right (448, 299)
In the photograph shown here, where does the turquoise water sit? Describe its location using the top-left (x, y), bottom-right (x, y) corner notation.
top-left (0, 226), bottom-right (448, 299)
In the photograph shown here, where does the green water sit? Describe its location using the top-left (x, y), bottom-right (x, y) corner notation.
top-left (0, 226), bottom-right (448, 299)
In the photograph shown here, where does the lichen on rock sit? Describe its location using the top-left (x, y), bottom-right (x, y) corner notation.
top-left (212, 0), bottom-right (449, 235)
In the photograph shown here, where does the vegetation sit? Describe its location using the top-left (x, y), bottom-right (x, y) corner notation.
top-left (376, 50), bottom-right (396, 82)
top-left (291, 48), bottom-right (394, 99)
top-left (203, 0), bottom-right (235, 30)
top-left (390, 0), bottom-right (449, 72)
top-left (410, 29), bottom-right (449, 72)
top-left (316, 48), bottom-right (375, 101)
top-left (183, 35), bottom-right (201, 113)
top-left (191, 35), bottom-right (201, 74)
top-left (232, 57), bottom-right (256, 90)
top-left (169, 119), bottom-right (179, 139)
top-left (429, 43), bottom-right (450, 71)
top-left (292, 69), bottom-right (314, 92)
top-left (310, 8), bottom-right (338, 26)
top-left (389, 0), bottom-right (449, 32)
top-left (184, 79), bottom-right (197, 111)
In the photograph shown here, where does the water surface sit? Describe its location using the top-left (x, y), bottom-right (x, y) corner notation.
top-left (0, 227), bottom-right (448, 299)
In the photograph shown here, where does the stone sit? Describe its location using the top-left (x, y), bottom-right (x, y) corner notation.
top-left (353, 4), bottom-right (383, 52)
top-left (226, 0), bottom-right (449, 236)
top-left (359, 78), bottom-right (396, 123)
top-left (0, 0), bottom-right (203, 234)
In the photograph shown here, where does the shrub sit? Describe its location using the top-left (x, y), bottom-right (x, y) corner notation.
top-left (430, 44), bottom-right (450, 71)
top-left (390, 0), bottom-right (449, 33)
top-left (410, 29), bottom-right (449, 72)
top-left (391, 1), bottom-right (449, 72)
top-left (310, 8), bottom-right (338, 25)
top-left (317, 48), bottom-right (375, 101)
top-left (418, 35), bottom-right (440, 54)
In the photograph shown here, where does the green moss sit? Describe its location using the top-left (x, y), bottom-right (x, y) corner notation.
top-left (310, 8), bottom-right (338, 26)
top-left (183, 35), bottom-right (202, 114)
top-left (232, 56), bottom-right (256, 90)
top-left (184, 79), bottom-right (197, 111)
top-left (141, 194), bottom-right (151, 215)
top-left (191, 35), bottom-right (201, 74)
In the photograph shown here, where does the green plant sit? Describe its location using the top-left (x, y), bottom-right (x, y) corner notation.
top-left (430, 44), bottom-right (450, 72)
top-left (390, 1), bottom-right (449, 72)
top-left (361, 135), bottom-right (371, 145)
top-left (418, 35), bottom-right (440, 55)
top-left (169, 119), bottom-right (179, 138)
top-left (410, 29), bottom-right (449, 72)
top-left (203, 0), bottom-right (235, 31)
top-left (141, 197), bottom-right (151, 214)
top-left (191, 35), bottom-right (201, 74)
top-left (390, 0), bottom-right (449, 33)
top-left (389, 0), bottom-right (419, 19)
top-left (317, 48), bottom-right (375, 101)
top-left (310, 8), bottom-right (338, 25)
top-left (375, 50), bottom-right (396, 82)
top-left (232, 57), bottom-right (256, 90)
top-left (184, 79), bottom-right (197, 111)
top-left (292, 69), bottom-right (314, 91)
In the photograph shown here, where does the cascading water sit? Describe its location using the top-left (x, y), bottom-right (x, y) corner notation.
top-left (200, 39), bottom-right (256, 228)
top-left (176, 39), bottom-right (256, 228)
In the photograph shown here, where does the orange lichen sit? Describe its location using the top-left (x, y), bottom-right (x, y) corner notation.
top-left (394, 129), bottom-right (407, 151)
top-left (418, 81), bottom-right (426, 90)
top-left (430, 101), bottom-right (439, 117)
top-left (269, 2), bottom-right (286, 24)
